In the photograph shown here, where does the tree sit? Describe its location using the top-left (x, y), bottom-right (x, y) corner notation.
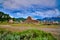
top-left (0, 12), bottom-right (11, 22)
top-left (0, 12), bottom-right (4, 18)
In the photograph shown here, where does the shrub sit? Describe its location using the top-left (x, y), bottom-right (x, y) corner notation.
top-left (0, 29), bottom-right (56, 40)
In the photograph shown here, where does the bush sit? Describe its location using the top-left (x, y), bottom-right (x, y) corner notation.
top-left (0, 29), bottom-right (56, 40)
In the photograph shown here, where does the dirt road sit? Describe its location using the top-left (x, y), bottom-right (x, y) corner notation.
top-left (0, 25), bottom-right (60, 40)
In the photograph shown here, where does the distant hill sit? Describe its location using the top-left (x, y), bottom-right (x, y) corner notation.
top-left (37, 17), bottom-right (60, 22)
top-left (43, 17), bottom-right (60, 22)
top-left (15, 18), bottom-right (26, 22)
top-left (37, 19), bottom-right (42, 21)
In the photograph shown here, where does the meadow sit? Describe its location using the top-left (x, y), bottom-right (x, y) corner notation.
top-left (0, 22), bottom-right (60, 40)
top-left (0, 21), bottom-right (60, 28)
top-left (0, 28), bottom-right (56, 40)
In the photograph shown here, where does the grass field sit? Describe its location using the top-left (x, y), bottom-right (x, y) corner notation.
top-left (0, 22), bottom-right (60, 40)
top-left (0, 22), bottom-right (60, 28)
top-left (0, 29), bottom-right (56, 40)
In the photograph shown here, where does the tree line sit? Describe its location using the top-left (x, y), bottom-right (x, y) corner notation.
top-left (0, 12), bottom-right (11, 22)
top-left (0, 12), bottom-right (26, 22)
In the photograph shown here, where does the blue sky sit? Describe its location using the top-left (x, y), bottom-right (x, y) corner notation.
top-left (0, 0), bottom-right (60, 19)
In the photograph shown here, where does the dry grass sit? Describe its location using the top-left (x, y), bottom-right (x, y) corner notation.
top-left (0, 22), bottom-right (60, 28)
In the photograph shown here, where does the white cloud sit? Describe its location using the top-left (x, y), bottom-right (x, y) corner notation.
top-left (1, 0), bottom-right (59, 18)
top-left (2, 0), bottom-right (56, 9)
top-left (1, 7), bottom-right (59, 18)
top-left (0, 0), bottom-right (5, 3)
top-left (3, 0), bottom-right (20, 9)
top-left (10, 15), bottom-right (14, 18)
top-left (15, 9), bottom-right (60, 18)
top-left (16, 12), bottom-right (24, 17)
top-left (35, 9), bottom-right (60, 18)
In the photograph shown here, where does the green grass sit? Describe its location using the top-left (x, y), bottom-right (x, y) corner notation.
top-left (0, 29), bottom-right (56, 40)
top-left (0, 21), bottom-right (8, 25)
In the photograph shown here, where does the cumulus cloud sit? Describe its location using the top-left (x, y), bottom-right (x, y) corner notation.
top-left (34, 9), bottom-right (60, 18)
top-left (0, 0), bottom-right (5, 3)
top-left (0, 0), bottom-right (60, 18)
top-left (10, 15), bottom-right (14, 18)
top-left (2, 0), bottom-right (56, 9)
top-left (16, 12), bottom-right (24, 17)
top-left (15, 9), bottom-right (60, 18)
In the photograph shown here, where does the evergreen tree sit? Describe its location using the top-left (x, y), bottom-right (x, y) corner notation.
top-left (0, 12), bottom-right (11, 22)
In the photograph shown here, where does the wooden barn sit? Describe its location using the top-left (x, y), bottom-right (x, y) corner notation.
top-left (24, 16), bottom-right (39, 24)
